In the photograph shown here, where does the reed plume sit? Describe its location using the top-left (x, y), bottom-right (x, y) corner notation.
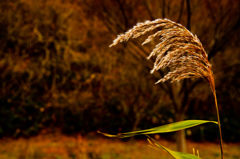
top-left (110, 18), bottom-right (224, 159)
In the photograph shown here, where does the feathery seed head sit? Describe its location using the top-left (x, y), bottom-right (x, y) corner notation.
top-left (109, 18), bottom-right (215, 92)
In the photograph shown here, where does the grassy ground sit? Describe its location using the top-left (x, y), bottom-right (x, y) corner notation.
top-left (0, 133), bottom-right (239, 159)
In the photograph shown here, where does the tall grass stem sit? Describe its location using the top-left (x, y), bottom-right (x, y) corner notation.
top-left (213, 91), bottom-right (224, 159)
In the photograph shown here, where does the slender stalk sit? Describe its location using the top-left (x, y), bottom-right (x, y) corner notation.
top-left (213, 90), bottom-right (224, 159)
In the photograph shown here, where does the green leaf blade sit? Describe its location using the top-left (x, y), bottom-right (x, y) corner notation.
top-left (99, 120), bottom-right (217, 138)
top-left (147, 135), bottom-right (201, 159)
top-left (146, 120), bottom-right (217, 135)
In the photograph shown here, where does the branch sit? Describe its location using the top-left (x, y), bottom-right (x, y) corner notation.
top-left (162, 0), bottom-right (166, 18)
top-left (208, 16), bottom-right (240, 60)
top-left (177, 0), bottom-right (184, 23)
top-left (186, 0), bottom-right (191, 30)
top-left (143, 0), bottom-right (155, 20)
top-left (116, 0), bottom-right (129, 29)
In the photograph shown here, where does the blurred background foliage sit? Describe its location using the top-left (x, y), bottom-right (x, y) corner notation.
top-left (0, 0), bottom-right (239, 142)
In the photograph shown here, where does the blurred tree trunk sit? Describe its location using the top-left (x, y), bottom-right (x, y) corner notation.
top-left (171, 81), bottom-right (189, 152)
top-left (176, 113), bottom-right (186, 152)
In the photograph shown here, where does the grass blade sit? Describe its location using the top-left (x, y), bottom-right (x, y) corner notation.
top-left (147, 135), bottom-right (201, 159)
top-left (98, 120), bottom-right (217, 138)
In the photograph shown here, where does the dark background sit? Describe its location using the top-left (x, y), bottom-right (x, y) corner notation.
top-left (0, 0), bottom-right (239, 142)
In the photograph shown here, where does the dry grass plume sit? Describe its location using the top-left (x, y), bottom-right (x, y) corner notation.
top-left (110, 18), bottom-right (215, 92)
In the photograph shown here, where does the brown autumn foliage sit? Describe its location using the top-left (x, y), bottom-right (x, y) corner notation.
top-left (0, 0), bottom-right (239, 144)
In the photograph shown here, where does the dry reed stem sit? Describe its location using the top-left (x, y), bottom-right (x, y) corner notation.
top-left (110, 18), bottom-right (224, 159)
